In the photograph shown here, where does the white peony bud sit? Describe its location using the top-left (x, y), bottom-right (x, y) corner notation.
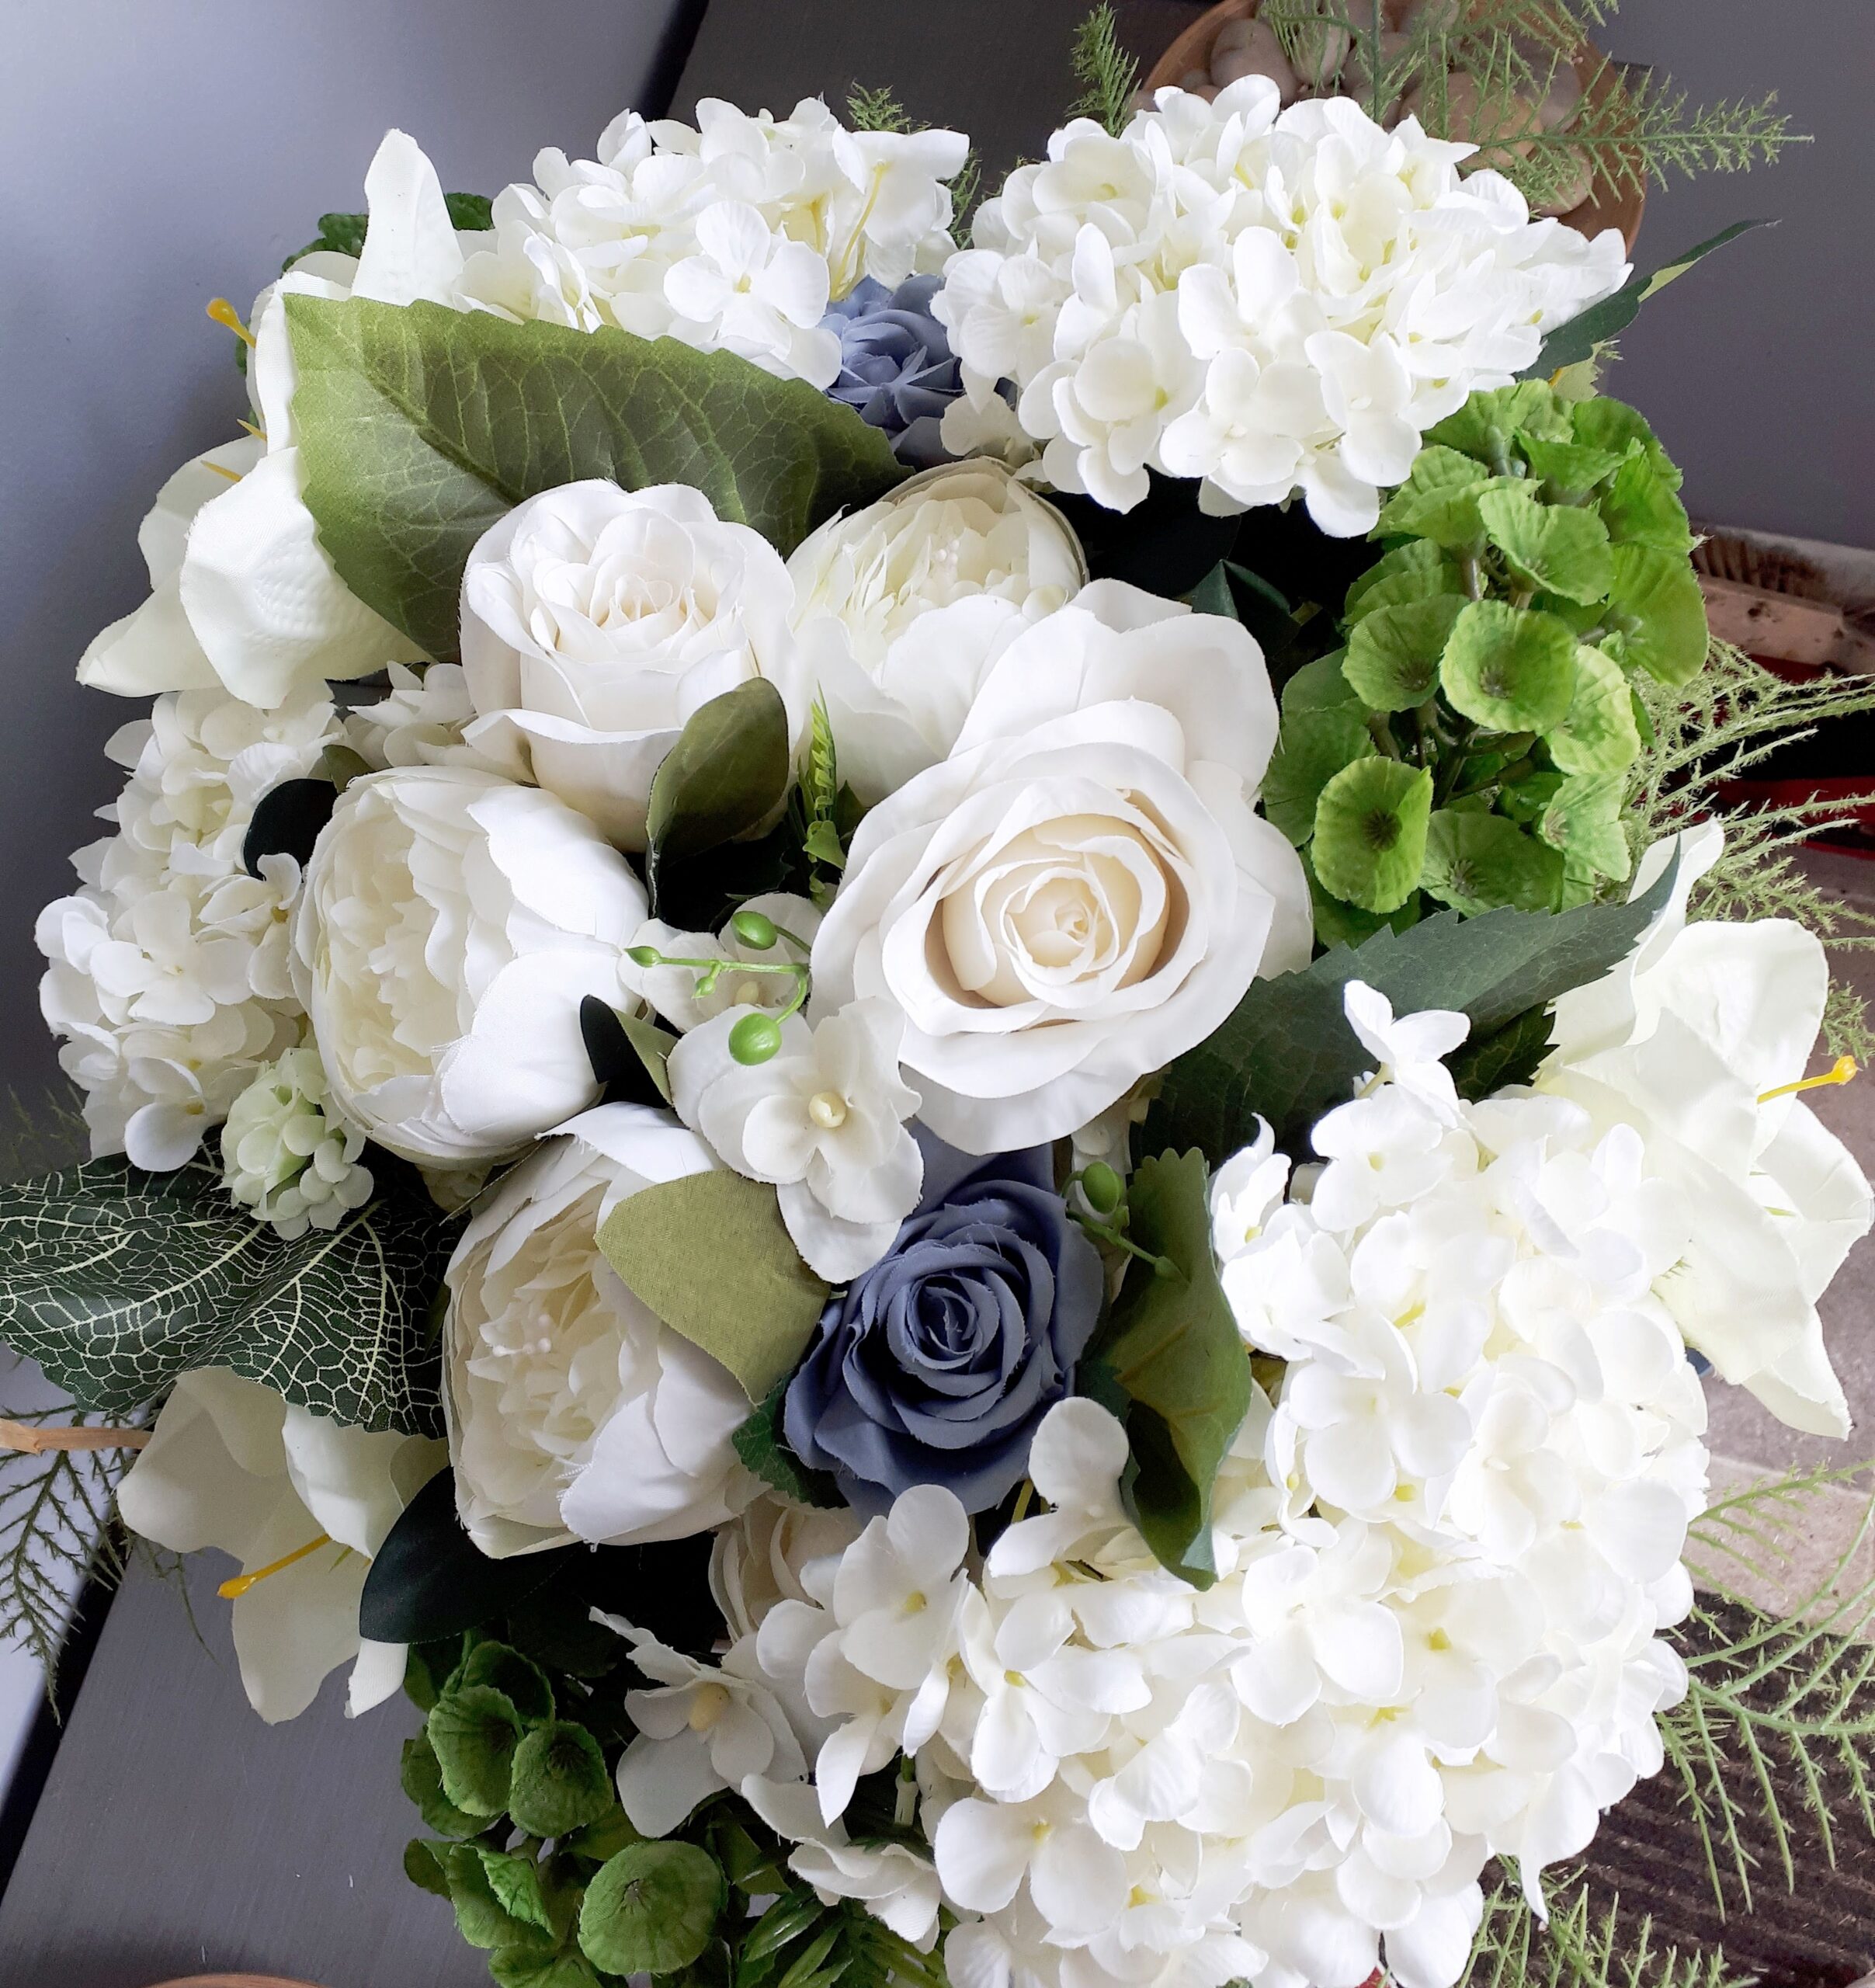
top-left (220, 1046), bottom-right (374, 1239)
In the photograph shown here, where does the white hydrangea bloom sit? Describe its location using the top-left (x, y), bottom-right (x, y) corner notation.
top-left (220, 1045), bottom-right (373, 1239)
top-left (342, 663), bottom-right (499, 773)
top-left (936, 84), bottom-right (1629, 530)
top-left (460, 98), bottom-right (968, 387)
top-left (36, 688), bottom-right (342, 1168)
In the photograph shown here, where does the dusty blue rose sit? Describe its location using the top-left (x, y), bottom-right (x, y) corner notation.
top-left (783, 1131), bottom-right (1104, 1514)
top-left (821, 275), bottom-right (963, 468)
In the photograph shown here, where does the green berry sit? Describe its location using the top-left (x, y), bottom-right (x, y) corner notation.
top-left (728, 1012), bottom-right (783, 1065)
top-left (1082, 1162), bottom-right (1123, 1216)
top-left (729, 909), bottom-right (778, 951)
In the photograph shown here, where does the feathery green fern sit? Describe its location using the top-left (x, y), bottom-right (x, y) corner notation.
top-left (1463, 1871), bottom-right (1747, 1988)
top-left (1069, 2), bottom-right (1141, 137)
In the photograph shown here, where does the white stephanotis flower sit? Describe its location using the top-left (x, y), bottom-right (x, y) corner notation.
top-left (116, 1368), bottom-right (445, 1723)
top-left (1210, 1116), bottom-right (1291, 1263)
top-left (459, 480), bottom-right (800, 848)
top-left (811, 580), bottom-right (1311, 1152)
top-left (937, 84), bottom-right (1628, 531)
top-left (663, 200), bottom-right (840, 382)
top-left (292, 766), bottom-right (645, 1166)
top-left (442, 1103), bottom-right (754, 1557)
top-left (627, 891), bottom-right (822, 1034)
top-left (785, 461), bottom-right (1087, 804)
top-left (1344, 980), bottom-right (1469, 1124)
top-left (80, 130), bottom-right (470, 707)
top-left (668, 997), bottom-right (923, 1281)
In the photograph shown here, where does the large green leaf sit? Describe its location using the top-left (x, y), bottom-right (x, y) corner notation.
top-left (579, 1841), bottom-right (725, 1976)
top-left (644, 679), bottom-right (792, 917)
top-left (0, 1154), bottom-right (454, 1434)
top-left (1082, 1152), bottom-right (1250, 1591)
top-left (286, 296), bottom-right (908, 659)
top-left (1141, 851), bottom-right (1681, 1163)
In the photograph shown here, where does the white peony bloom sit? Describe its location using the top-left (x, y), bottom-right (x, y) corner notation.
top-left (79, 130), bottom-right (470, 707)
top-left (811, 579), bottom-right (1311, 1151)
top-left (442, 1103), bottom-right (753, 1556)
top-left (292, 766), bottom-right (645, 1166)
top-left (627, 891), bottom-right (822, 1034)
top-left (936, 85), bottom-right (1629, 531)
top-left (1543, 904), bottom-right (1873, 1437)
top-left (785, 461), bottom-right (1087, 804)
top-left (37, 687), bottom-right (341, 1168)
top-left (668, 997), bottom-right (923, 1281)
top-left (460, 98), bottom-right (967, 386)
top-left (459, 480), bottom-right (801, 847)
top-left (116, 1367), bottom-right (444, 1722)
top-left (220, 1045), bottom-right (373, 1239)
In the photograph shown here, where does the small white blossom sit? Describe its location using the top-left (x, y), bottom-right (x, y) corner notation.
top-left (220, 1046), bottom-right (373, 1239)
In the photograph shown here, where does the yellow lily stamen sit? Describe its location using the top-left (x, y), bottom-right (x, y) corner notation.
top-left (203, 460), bottom-right (244, 482)
top-left (206, 296), bottom-right (257, 347)
top-left (1759, 1055), bottom-right (1858, 1105)
top-left (218, 1531), bottom-right (332, 1600)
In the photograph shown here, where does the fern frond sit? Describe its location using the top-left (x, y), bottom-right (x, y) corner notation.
top-left (1068, 3), bottom-right (1140, 138)
top-left (845, 83), bottom-right (912, 134)
top-left (1462, 1868), bottom-right (1744, 1988)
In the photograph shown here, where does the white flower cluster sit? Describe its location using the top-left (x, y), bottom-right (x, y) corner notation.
top-left (460, 98), bottom-right (969, 386)
top-left (936, 84), bottom-right (1629, 531)
top-left (220, 1045), bottom-right (374, 1239)
top-left (36, 689), bottom-right (340, 1169)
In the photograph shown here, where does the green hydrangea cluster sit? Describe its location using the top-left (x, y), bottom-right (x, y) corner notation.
top-left (1265, 383), bottom-right (1709, 943)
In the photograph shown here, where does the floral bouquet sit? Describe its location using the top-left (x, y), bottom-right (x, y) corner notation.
top-left (9, 25), bottom-right (1873, 1988)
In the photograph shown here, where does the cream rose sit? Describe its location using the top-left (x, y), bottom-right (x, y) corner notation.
top-left (811, 580), bottom-right (1312, 1151)
top-left (460, 480), bottom-right (799, 846)
top-left (293, 766), bottom-right (645, 1166)
top-left (786, 461), bottom-right (1085, 804)
top-left (443, 1103), bottom-right (753, 1555)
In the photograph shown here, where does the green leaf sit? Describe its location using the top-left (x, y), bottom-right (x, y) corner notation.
top-left (1426, 382), bottom-right (1571, 464)
top-left (0, 1153), bottom-right (454, 1434)
top-left (1262, 707), bottom-right (1375, 846)
top-left (578, 1840), bottom-right (726, 1976)
top-left (580, 997), bottom-right (676, 1109)
top-left (1540, 772), bottom-right (1633, 881)
top-left (437, 1842), bottom-right (540, 1951)
top-left (1440, 601), bottom-right (1578, 732)
top-left (286, 295), bottom-right (907, 658)
top-left (1422, 811), bottom-right (1564, 915)
top-left (598, 1172), bottom-right (829, 1403)
top-left (563, 1807), bottom-right (644, 1865)
top-left (1373, 447), bottom-right (1498, 545)
top-left (1342, 597), bottom-right (1466, 711)
top-left (457, 1639), bottom-right (555, 1728)
top-left (1280, 650), bottom-right (1361, 718)
top-left (478, 1847), bottom-right (556, 1934)
top-left (509, 1722), bottom-right (616, 1840)
top-left (1601, 544), bottom-right (1710, 686)
top-left (1571, 399), bottom-right (1682, 490)
top-left (404, 1837), bottom-right (452, 1899)
top-left (1141, 851), bottom-right (1681, 1163)
top-left (1083, 1152), bottom-right (1248, 1590)
top-left (1303, 849), bottom-right (1422, 949)
top-left (644, 680), bottom-right (793, 919)
top-left (489, 1950), bottom-right (601, 1988)
top-left (1518, 435), bottom-right (1625, 497)
top-left (1597, 453), bottom-right (1695, 552)
top-left (1311, 758), bottom-right (1433, 915)
top-left (1447, 1003), bottom-right (1557, 1102)
top-left (1475, 486), bottom-right (1613, 605)
top-left (1546, 642), bottom-right (1641, 776)
top-left (401, 1729), bottom-right (489, 1840)
top-left (428, 1684), bottom-right (525, 1818)
top-left (1343, 540), bottom-right (1460, 620)
top-left (733, 1379), bottom-right (846, 1509)
top-left (1523, 221), bottom-right (1772, 377)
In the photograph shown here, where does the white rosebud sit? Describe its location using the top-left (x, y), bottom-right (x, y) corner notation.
top-left (220, 1047), bottom-right (374, 1239)
top-left (292, 766), bottom-right (645, 1166)
top-left (443, 1103), bottom-right (754, 1555)
top-left (786, 461), bottom-right (1086, 804)
top-left (459, 480), bottom-right (801, 847)
top-left (709, 1493), bottom-right (862, 1642)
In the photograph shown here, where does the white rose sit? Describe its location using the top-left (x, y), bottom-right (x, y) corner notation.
top-left (443, 1103), bottom-right (754, 1555)
top-left (116, 1367), bottom-right (445, 1723)
top-left (460, 480), bottom-right (800, 847)
top-left (79, 131), bottom-right (468, 707)
top-left (786, 461), bottom-right (1086, 803)
top-left (293, 766), bottom-right (645, 1166)
top-left (811, 580), bottom-right (1312, 1152)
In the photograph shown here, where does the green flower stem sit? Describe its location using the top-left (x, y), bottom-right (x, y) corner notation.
top-left (632, 948), bottom-right (811, 1017)
top-left (1073, 1211), bottom-right (1178, 1280)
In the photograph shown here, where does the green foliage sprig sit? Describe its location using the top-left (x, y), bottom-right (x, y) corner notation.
top-left (1268, 382), bottom-right (1705, 944)
top-left (1461, 1869), bottom-right (1746, 1988)
top-left (1068, 3), bottom-right (1141, 137)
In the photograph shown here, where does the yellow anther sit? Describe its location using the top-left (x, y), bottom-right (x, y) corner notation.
top-left (1759, 1055), bottom-right (1858, 1105)
top-left (207, 296), bottom-right (258, 347)
top-left (217, 1531), bottom-right (332, 1599)
top-left (203, 459), bottom-right (244, 483)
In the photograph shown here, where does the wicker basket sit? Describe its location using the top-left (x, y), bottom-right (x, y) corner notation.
top-left (1144, 0), bottom-right (1645, 251)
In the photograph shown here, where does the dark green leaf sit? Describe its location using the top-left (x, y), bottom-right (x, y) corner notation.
top-left (509, 1721), bottom-right (616, 1840)
top-left (0, 1153), bottom-right (454, 1434)
top-left (405, 1837), bottom-right (452, 1899)
top-left (1311, 758), bottom-right (1433, 914)
top-left (1448, 1003), bottom-right (1557, 1101)
top-left (578, 1840), bottom-right (726, 1976)
top-left (733, 1381), bottom-right (845, 1510)
top-left (489, 1950), bottom-right (602, 1988)
top-left (1141, 851), bottom-right (1681, 1163)
top-left (1083, 1152), bottom-right (1249, 1589)
top-left (241, 777), bottom-right (337, 879)
top-left (286, 295), bottom-right (908, 658)
top-left (457, 1639), bottom-right (556, 1728)
top-left (580, 998), bottom-right (675, 1108)
top-left (446, 192), bottom-right (495, 232)
top-left (597, 1172), bottom-right (829, 1402)
top-left (401, 1728), bottom-right (489, 1840)
top-left (645, 680), bottom-right (792, 916)
top-left (505, 1576), bottom-right (629, 1680)
top-left (563, 1807), bottom-right (644, 1865)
